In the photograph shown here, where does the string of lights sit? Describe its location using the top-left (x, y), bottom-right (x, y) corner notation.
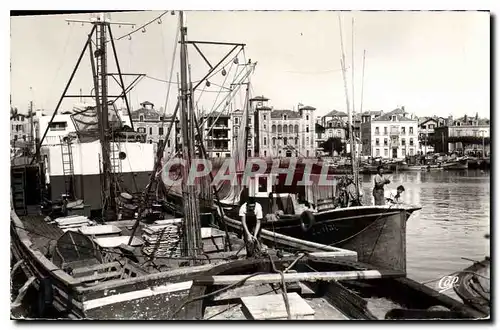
top-left (115, 10), bottom-right (174, 41)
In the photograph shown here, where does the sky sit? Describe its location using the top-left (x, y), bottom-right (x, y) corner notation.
top-left (10, 10), bottom-right (490, 119)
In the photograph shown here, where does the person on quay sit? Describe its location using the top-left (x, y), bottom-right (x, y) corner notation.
top-left (345, 175), bottom-right (363, 207)
top-left (239, 191), bottom-right (264, 258)
top-left (373, 166), bottom-right (391, 205)
top-left (385, 185), bottom-right (405, 205)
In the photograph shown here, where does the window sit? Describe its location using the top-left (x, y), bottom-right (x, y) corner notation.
top-left (402, 138), bottom-right (406, 146)
top-left (22, 135), bottom-right (26, 141)
top-left (384, 149), bottom-right (388, 157)
top-left (392, 115), bottom-right (396, 121)
top-left (248, 118), bottom-right (251, 124)
top-left (306, 115), bottom-right (309, 121)
top-left (295, 137), bottom-right (298, 145)
top-left (263, 115), bottom-right (267, 120)
top-left (284, 125), bottom-right (288, 133)
top-left (289, 124), bottom-right (293, 133)
top-left (272, 137), bottom-right (276, 146)
top-left (263, 137), bottom-right (267, 146)
top-left (402, 149), bottom-right (406, 157)
top-left (149, 140), bottom-right (152, 144)
top-left (264, 150), bottom-right (267, 157)
top-left (279, 150), bottom-right (282, 155)
top-left (409, 127), bottom-right (414, 134)
top-left (306, 150), bottom-right (310, 157)
top-left (376, 148), bottom-right (380, 157)
top-left (329, 122), bottom-right (333, 128)
top-left (284, 115), bottom-right (287, 120)
top-left (306, 137), bottom-right (309, 145)
top-left (384, 138), bottom-right (388, 146)
top-left (384, 127), bottom-right (388, 135)
top-left (139, 115), bottom-right (144, 122)
top-left (226, 153), bottom-right (231, 157)
top-left (306, 126), bottom-right (309, 133)
top-left (272, 125), bottom-right (276, 133)
top-left (410, 138), bottom-right (414, 146)
top-left (284, 137), bottom-right (287, 145)
top-left (376, 138), bottom-right (380, 146)
top-left (410, 148), bottom-right (414, 156)
top-left (456, 130), bottom-right (461, 136)
top-left (278, 125), bottom-right (282, 133)
top-left (149, 127), bottom-right (153, 135)
top-left (336, 130), bottom-right (341, 136)
top-left (137, 127), bottom-right (146, 133)
top-left (235, 117), bottom-right (239, 125)
top-left (375, 127), bottom-right (380, 135)
top-left (159, 127), bottom-right (164, 135)
top-left (402, 127), bottom-right (406, 134)
top-left (159, 139), bottom-right (164, 146)
top-left (49, 122), bottom-right (67, 131)
top-left (167, 140), bottom-right (171, 148)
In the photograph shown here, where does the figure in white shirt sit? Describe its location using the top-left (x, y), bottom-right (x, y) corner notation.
top-left (239, 195), bottom-right (264, 258)
top-left (385, 185), bottom-right (405, 205)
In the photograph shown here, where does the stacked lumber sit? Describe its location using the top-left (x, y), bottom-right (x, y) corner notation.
top-left (141, 219), bottom-right (183, 258)
top-left (49, 215), bottom-right (95, 232)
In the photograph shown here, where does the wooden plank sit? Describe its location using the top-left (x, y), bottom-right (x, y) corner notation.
top-left (93, 236), bottom-right (144, 248)
top-left (241, 292), bottom-right (315, 320)
top-left (79, 225), bottom-right (122, 236)
top-left (195, 270), bottom-right (405, 286)
top-left (153, 218), bottom-right (183, 225)
top-left (74, 270), bottom-right (122, 283)
top-left (71, 262), bottom-right (121, 276)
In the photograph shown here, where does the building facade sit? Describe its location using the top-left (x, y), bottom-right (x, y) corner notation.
top-left (10, 113), bottom-right (35, 144)
top-left (130, 101), bottom-right (177, 155)
top-left (361, 108), bottom-right (420, 159)
top-left (202, 112), bottom-right (233, 158)
top-left (253, 97), bottom-right (316, 158)
top-left (433, 115), bottom-right (490, 155)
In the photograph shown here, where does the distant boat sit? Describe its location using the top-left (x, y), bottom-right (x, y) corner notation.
top-left (442, 157), bottom-right (469, 170)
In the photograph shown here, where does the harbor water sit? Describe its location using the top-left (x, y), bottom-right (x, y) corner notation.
top-left (360, 169), bottom-right (490, 297)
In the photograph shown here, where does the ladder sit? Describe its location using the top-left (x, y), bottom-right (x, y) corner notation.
top-left (110, 142), bottom-right (121, 174)
top-left (60, 137), bottom-right (75, 199)
top-left (11, 166), bottom-right (27, 215)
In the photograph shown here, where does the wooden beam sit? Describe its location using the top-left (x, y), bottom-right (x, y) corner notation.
top-left (194, 270), bottom-right (405, 286)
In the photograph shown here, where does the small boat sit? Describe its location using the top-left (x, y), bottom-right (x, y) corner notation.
top-left (172, 256), bottom-right (484, 320)
top-left (454, 257), bottom-right (490, 317)
top-left (441, 157), bottom-right (469, 170)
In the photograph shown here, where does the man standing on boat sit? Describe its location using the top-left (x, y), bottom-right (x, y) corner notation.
top-left (373, 166), bottom-right (390, 205)
top-left (239, 192), bottom-right (264, 258)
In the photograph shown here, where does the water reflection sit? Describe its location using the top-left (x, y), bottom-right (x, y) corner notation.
top-left (361, 169), bottom-right (490, 284)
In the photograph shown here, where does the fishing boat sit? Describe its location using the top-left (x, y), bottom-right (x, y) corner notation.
top-left (172, 256), bottom-right (484, 320)
top-left (441, 157), bottom-right (469, 170)
top-left (453, 257), bottom-right (490, 317)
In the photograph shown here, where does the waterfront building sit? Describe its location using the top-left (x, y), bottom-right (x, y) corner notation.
top-left (433, 114), bottom-right (490, 156)
top-left (201, 111), bottom-right (233, 158)
top-left (10, 112), bottom-right (35, 144)
top-left (253, 96), bottom-right (316, 158)
top-left (130, 101), bottom-right (177, 155)
top-left (231, 107), bottom-right (255, 158)
top-left (361, 107), bottom-right (420, 159)
top-left (417, 116), bottom-right (448, 154)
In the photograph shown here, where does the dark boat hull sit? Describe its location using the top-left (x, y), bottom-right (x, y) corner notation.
top-left (454, 258), bottom-right (490, 317)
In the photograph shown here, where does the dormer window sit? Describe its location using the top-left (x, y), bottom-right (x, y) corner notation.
top-left (392, 115), bottom-right (396, 121)
top-left (139, 115), bottom-right (144, 122)
top-left (306, 115), bottom-right (309, 121)
top-left (284, 115), bottom-right (287, 120)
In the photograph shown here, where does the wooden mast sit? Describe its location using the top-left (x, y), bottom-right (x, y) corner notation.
top-left (179, 11), bottom-right (202, 260)
top-left (338, 16), bottom-right (357, 181)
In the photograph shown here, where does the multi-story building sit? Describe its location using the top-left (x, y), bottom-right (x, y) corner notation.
top-left (231, 105), bottom-right (255, 158)
top-left (10, 112), bottom-right (35, 144)
top-left (254, 97), bottom-right (316, 158)
top-left (433, 114), bottom-right (490, 155)
top-left (361, 107), bottom-right (420, 159)
top-left (130, 101), bottom-right (177, 155)
top-left (417, 116), bottom-right (448, 154)
top-left (202, 112), bottom-right (233, 158)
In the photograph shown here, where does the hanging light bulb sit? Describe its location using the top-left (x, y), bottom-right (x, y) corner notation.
top-left (128, 35), bottom-right (132, 40)
top-left (158, 18), bottom-right (162, 24)
top-left (170, 10), bottom-right (175, 15)
top-left (206, 80), bottom-right (211, 87)
top-left (81, 23), bottom-right (84, 26)
top-left (233, 57), bottom-right (239, 64)
top-left (142, 27), bottom-right (146, 33)
top-left (119, 24), bottom-right (122, 28)
top-left (221, 67), bottom-right (227, 76)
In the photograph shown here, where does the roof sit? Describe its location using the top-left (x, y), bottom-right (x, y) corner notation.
top-left (299, 105), bottom-right (316, 111)
top-left (203, 111), bottom-right (230, 118)
top-left (361, 110), bottom-right (384, 117)
top-left (131, 108), bottom-right (160, 121)
top-left (270, 109), bottom-right (302, 119)
top-left (372, 108), bottom-right (416, 122)
top-left (324, 110), bottom-right (348, 117)
top-left (419, 117), bottom-right (439, 126)
top-left (140, 101), bottom-right (154, 106)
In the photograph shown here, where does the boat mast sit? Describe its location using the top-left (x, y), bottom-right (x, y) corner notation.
top-left (338, 16), bottom-right (358, 184)
top-left (179, 11), bottom-right (202, 259)
top-left (359, 49), bottom-right (366, 167)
